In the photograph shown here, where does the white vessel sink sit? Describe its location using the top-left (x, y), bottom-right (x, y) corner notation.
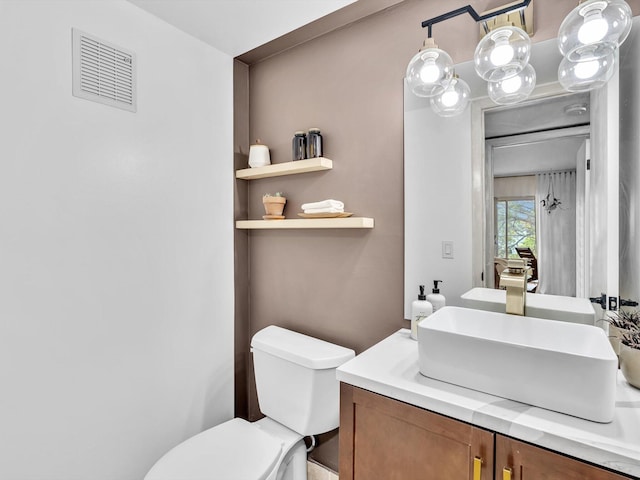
top-left (460, 287), bottom-right (596, 325)
top-left (418, 306), bottom-right (618, 423)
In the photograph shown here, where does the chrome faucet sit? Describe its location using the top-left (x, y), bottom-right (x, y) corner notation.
top-left (499, 259), bottom-right (528, 315)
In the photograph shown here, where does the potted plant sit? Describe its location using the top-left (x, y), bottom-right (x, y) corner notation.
top-left (263, 192), bottom-right (286, 217)
top-left (606, 308), bottom-right (640, 355)
top-left (620, 325), bottom-right (640, 389)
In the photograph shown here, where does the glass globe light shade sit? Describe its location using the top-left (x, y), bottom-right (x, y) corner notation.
top-left (406, 38), bottom-right (454, 98)
top-left (558, 52), bottom-right (615, 91)
top-left (474, 25), bottom-right (531, 82)
top-left (558, 0), bottom-right (632, 62)
top-left (430, 76), bottom-right (471, 117)
top-left (487, 64), bottom-right (537, 105)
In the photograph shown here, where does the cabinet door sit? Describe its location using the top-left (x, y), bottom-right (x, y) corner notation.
top-left (496, 435), bottom-right (632, 480)
top-left (339, 384), bottom-right (494, 480)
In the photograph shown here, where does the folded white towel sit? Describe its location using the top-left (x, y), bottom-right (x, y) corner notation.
top-left (301, 199), bottom-right (344, 210)
top-left (304, 207), bottom-right (344, 214)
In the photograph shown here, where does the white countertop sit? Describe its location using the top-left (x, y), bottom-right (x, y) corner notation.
top-left (336, 329), bottom-right (640, 478)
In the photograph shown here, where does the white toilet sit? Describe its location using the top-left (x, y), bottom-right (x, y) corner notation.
top-left (145, 325), bottom-right (355, 480)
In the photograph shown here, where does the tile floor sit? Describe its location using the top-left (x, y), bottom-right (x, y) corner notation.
top-left (307, 460), bottom-right (338, 480)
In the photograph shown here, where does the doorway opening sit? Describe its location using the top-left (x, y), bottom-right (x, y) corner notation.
top-left (483, 92), bottom-right (591, 297)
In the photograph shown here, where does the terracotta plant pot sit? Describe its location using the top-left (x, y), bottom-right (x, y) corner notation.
top-left (263, 196), bottom-right (286, 216)
top-left (620, 344), bottom-right (640, 389)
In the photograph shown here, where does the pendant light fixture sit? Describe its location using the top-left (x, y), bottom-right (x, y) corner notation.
top-left (557, 0), bottom-right (631, 92)
top-left (406, 0), bottom-right (534, 115)
top-left (541, 176), bottom-right (562, 214)
top-left (406, 0), bottom-right (630, 111)
top-left (406, 38), bottom-right (454, 98)
top-left (430, 74), bottom-right (471, 117)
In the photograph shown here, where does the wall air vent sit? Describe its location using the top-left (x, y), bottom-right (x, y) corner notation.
top-left (72, 29), bottom-right (136, 112)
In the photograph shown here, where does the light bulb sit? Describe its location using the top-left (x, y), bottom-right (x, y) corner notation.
top-left (489, 30), bottom-right (515, 66)
top-left (487, 64), bottom-right (536, 105)
top-left (430, 76), bottom-right (471, 117)
top-left (420, 60), bottom-right (441, 84)
top-left (578, 10), bottom-right (609, 44)
top-left (440, 89), bottom-right (460, 107)
top-left (501, 74), bottom-right (523, 94)
top-left (574, 59), bottom-right (600, 79)
top-left (490, 43), bottom-right (515, 67)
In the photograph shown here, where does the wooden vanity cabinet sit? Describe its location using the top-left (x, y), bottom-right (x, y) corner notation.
top-left (495, 435), bottom-right (631, 480)
top-left (339, 384), bottom-right (494, 480)
top-left (340, 384), bottom-right (633, 480)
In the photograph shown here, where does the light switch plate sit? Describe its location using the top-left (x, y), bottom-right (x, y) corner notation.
top-left (442, 241), bottom-right (454, 259)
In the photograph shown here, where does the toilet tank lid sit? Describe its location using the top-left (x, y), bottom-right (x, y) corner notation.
top-left (251, 326), bottom-right (355, 369)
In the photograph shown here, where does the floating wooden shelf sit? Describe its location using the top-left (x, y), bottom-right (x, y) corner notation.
top-left (236, 157), bottom-right (333, 180)
top-left (236, 217), bottom-right (374, 230)
top-left (234, 156), bottom-right (367, 230)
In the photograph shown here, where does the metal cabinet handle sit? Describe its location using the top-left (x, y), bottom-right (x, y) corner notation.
top-left (473, 456), bottom-right (483, 480)
top-left (503, 467), bottom-right (513, 480)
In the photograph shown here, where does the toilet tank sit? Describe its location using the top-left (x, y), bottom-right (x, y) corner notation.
top-left (251, 326), bottom-right (355, 436)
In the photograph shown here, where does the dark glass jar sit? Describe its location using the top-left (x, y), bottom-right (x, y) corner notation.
top-left (307, 128), bottom-right (323, 158)
top-left (292, 131), bottom-right (306, 161)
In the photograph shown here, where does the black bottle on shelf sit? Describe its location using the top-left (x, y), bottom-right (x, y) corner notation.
top-left (292, 131), bottom-right (306, 161)
top-left (307, 128), bottom-right (323, 158)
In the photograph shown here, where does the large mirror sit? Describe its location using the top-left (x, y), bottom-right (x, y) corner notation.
top-left (404, 17), bottom-right (640, 320)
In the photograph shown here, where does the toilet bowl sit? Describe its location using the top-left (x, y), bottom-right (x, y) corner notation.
top-left (145, 326), bottom-right (355, 480)
top-left (145, 417), bottom-right (305, 480)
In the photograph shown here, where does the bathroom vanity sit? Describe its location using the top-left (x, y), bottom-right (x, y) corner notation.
top-left (337, 330), bottom-right (640, 480)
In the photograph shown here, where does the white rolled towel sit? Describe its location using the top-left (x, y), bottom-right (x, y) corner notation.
top-left (301, 199), bottom-right (344, 210)
top-left (304, 207), bottom-right (344, 214)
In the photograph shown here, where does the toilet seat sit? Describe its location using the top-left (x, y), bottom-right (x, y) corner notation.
top-left (145, 418), bottom-right (283, 480)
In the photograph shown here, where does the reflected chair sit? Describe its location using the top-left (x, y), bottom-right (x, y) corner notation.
top-left (515, 247), bottom-right (538, 293)
top-left (494, 258), bottom-right (509, 289)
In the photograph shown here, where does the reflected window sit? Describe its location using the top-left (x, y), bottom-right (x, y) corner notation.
top-left (495, 197), bottom-right (537, 259)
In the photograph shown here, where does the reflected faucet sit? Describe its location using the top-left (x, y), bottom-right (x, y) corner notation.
top-left (499, 259), bottom-right (528, 315)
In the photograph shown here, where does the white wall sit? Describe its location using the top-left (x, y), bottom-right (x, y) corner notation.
top-left (127, 0), bottom-right (357, 57)
top-left (492, 137), bottom-right (584, 177)
top-left (620, 17), bottom-right (640, 304)
top-left (0, 2), bottom-right (234, 479)
top-left (404, 90), bottom-right (473, 319)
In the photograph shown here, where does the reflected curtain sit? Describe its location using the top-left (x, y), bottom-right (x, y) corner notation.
top-left (536, 171), bottom-right (577, 296)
